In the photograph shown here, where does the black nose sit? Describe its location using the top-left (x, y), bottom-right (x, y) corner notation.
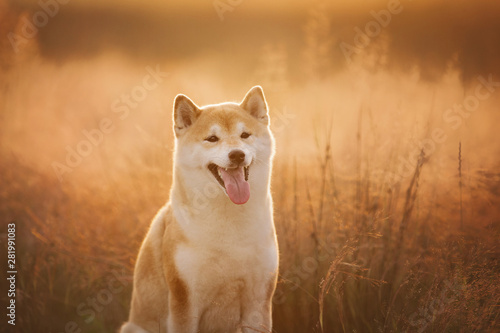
top-left (228, 150), bottom-right (245, 165)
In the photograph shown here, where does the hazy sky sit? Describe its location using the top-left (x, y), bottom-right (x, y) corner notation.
top-left (7, 0), bottom-right (500, 83)
top-left (15, 0), bottom-right (392, 12)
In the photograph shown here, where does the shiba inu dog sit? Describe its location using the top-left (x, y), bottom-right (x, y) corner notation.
top-left (120, 86), bottom-right (279, 333)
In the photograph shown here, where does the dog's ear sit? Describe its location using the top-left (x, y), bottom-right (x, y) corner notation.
top-left (240, 86), bottom-right (269, 125)
top-left (173, 94), bottom-right (201, 137)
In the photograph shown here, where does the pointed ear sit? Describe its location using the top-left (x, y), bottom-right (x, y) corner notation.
top-left (240, 86), bottom-right (269, 125)
top-left (173, 94), bottom-right (201, 137)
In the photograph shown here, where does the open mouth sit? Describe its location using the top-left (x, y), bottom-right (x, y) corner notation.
top-left (208, 163), bottom-right (250, 205)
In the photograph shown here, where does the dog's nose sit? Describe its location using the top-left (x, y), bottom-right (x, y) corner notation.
top-left (228, 150), bottom-right (245, 165)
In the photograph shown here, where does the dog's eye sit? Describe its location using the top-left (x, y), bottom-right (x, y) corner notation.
top-left (241, 132), bottom-right (251, 139)
top-left (205, 135), bottom-right (219, 142)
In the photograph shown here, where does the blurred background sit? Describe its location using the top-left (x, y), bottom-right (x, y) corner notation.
top-left (1, 0), bottom-right (499, 332)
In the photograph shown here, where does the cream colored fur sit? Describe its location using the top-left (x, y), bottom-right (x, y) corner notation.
top-left (120, 86), bottom-right (279, 333)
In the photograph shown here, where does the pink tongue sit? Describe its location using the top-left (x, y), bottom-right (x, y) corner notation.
top-left (219, 167), bottom-right (250, 204)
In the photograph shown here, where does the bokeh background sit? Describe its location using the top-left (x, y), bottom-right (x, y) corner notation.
top-left (1, 0), bottom-right (499, 332)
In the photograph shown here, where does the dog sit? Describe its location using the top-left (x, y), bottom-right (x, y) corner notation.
top-left (120, 86), bottom-right (279, 333)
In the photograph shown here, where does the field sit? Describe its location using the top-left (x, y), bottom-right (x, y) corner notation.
top-left (1, 1), bottom-right (500, 332)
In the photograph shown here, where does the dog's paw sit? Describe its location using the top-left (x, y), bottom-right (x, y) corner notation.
top-left (119, 322), bottom-right (151, 333)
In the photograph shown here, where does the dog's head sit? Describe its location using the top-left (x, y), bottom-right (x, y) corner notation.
top-left (172, 86), bottom-right (274, 205)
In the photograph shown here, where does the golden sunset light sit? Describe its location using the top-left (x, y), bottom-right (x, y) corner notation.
top-left (1, 0), bottom-right (499, 332)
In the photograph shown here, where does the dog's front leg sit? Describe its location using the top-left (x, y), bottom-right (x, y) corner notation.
top-left (166, 297), bottom-right (199, 333)
top-left (240, 299), bottom-right (273, 333)
top-left (167, 316), bottom-right (199, 333)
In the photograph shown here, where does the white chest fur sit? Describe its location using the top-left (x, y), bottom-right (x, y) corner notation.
top-left (172, 197), bottom-right (278, 330)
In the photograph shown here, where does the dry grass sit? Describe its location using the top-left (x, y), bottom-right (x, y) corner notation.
top-left (2, 129), bottom-right (498, 332)
top-left (1, 9), bottom-right (499, 331)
